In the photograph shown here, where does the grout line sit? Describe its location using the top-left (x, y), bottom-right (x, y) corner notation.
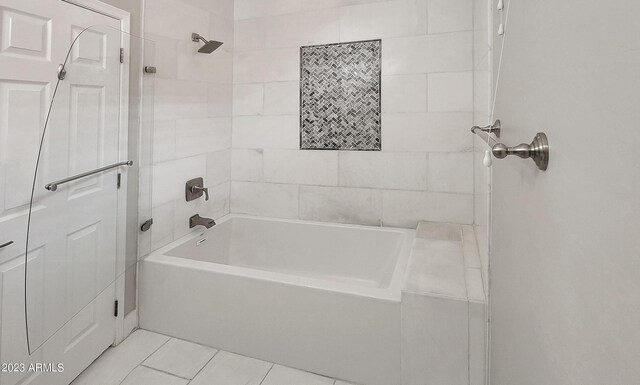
top-left (258, 363), bottom-right (275, 385)
top-left (117, 335), bottom-right (171, 385)
top-left (186, 349), bottom-right (220, 384)
top-left (140, 364), bottom-right (193, 381)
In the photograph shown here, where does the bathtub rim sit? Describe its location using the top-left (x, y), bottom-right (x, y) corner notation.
top-left (143, 214), bottom-right (415, 302)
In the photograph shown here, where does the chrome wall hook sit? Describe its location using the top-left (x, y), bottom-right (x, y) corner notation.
top-left (492, 132), bottom-right (549, 171)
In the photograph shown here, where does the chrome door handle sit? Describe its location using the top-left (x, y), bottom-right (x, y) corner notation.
top-left (492, 132), bottom-right (549, 171)
top-left (0, 240), bottom-right (14, 249)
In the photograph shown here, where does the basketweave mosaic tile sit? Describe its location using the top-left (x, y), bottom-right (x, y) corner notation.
top-left (300, 39), bottom-right (382, 151)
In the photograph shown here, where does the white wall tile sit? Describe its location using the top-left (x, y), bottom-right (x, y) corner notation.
top-left (234, 18), bottom-right (266, 51)
top-left (428, 152), bottom-right (474, 193)
top-left (145, 0), bottom-right (233, 254)
top-left (208, 12), bottom-right (234, 52)
top-left (339, 151), bottom-right (427, 190)
top-left (299, 185), bottom-right (382, 226)
top-left (233, 84), bottom-right (264, 116)
top-left (234, 0), bottom-right (266, 20)
top-left (232, 116), bottom-right (299, 149)
top-left (206, 150), bottom-right (231, 186)
top-left (428, 72), bottom-right (474, 112)
top-left (301, 0), bottom-right (389, 11)
top-left (382, 74), bottom-right (428, 113)
top-left (145, 33), bottom-right (178, 79)
top-left (208, 84), bottom-right (233, 117)
top-left (401, 293), bottom-right (469, 385)
top-left (231, 148), bottom-right (264, 181)
top-left (175, 118), bottom-right (231, 158)
top-left (153, 120), bottom-right (176, 164)
top-left (382, 112), bottom-right (473, 152)
top-left (264, 150), bottom-right (338, 186)
top-left (145, 0), bottom-right (209, 39)
top-left (231, 181), bottom-right (299, 218)
top-left (382, 190), bottom-right (473, 227)
top-left (151, 201), bottom-right (174, 250)
top-left (234, 48), bottom-right (300, 83)
top-left (227, 0), bottom-right (475, 227)
top-left (468, 301), bottom-right (486, 385)
top-left (465, 268), bottom-right (484, 302)
top-left (154, 79), bottom-right (210, 121)
top-left (425, 32), bottom-right (473, 73)
top-left (152, 156), bottom-right (207, 207)
top-left (182, 0), bottom-right (234, 18)
top-left (263, 82), bottom-right (300, 115)
top-left (404, 239), bottom-right (466, 299)
top-left (208, 181), bottom-right (231, 219)
top-left (234, 0), bottom-right (303, 20)
top-left (176, 42), bottom-right (233, 84)
top-left (339, 0), bottom-right (427, 41)
top-left (382, 32), bottom-right (473, 75)
top-left (264, 9), bottom-right (340, 49)
top-left (427, 0), bottom-right (473, 34)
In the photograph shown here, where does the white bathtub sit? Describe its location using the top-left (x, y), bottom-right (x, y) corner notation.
top-left (139, 215), bottom-right (414, 385)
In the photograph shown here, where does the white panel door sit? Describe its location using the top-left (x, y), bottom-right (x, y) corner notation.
top-left (0, 1), bottom-right (125, 384)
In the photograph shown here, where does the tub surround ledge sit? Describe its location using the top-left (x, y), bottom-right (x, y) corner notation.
top-left (401, 221), bottom-right (486, 385)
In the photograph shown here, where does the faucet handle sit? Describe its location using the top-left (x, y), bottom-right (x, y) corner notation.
top-left (191, 185), bottom-right (209, 201)
top-left (186, 177), bottom-right (210, 201)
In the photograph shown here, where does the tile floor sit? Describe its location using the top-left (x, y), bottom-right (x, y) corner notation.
top-left (71, 329), bottom-right (358, 385)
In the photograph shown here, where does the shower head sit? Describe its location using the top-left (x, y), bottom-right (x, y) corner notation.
top-left (191, 33), bottom-right (223, 54)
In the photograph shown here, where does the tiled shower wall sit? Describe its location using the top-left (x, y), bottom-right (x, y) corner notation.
top-left (143, 0), bottom-right (234, 253)
top-left (230, 0), bottom-right (475, 228)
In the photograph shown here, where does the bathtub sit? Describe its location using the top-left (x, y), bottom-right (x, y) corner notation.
top-left (139, 215), bottom-right (414, 385)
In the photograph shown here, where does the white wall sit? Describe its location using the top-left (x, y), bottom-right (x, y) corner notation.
top-left (490, 0), bottom-right (640, 384)
top-left (142, 0), bottom-right (234, 253)
top-left (230, 0), bottom-right (475, 228)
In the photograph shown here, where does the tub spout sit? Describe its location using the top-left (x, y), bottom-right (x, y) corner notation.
top-left (189, 214), bottom-right (216, 229)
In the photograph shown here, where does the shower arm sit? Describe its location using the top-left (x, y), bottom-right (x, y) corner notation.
top-left (191, 33), bottom-right (209, 44)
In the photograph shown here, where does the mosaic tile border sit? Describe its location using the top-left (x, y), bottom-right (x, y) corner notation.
top-left (299, 39), bottom-right (382, 151)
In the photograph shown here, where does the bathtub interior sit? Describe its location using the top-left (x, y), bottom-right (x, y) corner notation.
top-left (163, 216), bottom-right (407, 289)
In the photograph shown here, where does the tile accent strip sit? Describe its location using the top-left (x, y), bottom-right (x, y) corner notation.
top-left (300, 39), bottom-right (382, 151)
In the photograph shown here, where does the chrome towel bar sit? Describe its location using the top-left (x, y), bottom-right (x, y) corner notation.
top-left (45, 160), bottom-right (133, 191)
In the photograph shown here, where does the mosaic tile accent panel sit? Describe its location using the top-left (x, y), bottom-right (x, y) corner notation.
top-left (300, 40), bottom-right (381, 151)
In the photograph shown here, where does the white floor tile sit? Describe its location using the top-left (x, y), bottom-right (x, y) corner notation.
top-left (71, 329), bottom-right (170, 385)
top-left (190, 350), bottom-right (272, 385)
top-left (261, 365), bottom-right (334, 385)
top-left (121, 366), bottom-right (188, 385)
top-left (142, 338), bottom-right (217, 379)
top-left (335, 381), bottom-right (359, 385)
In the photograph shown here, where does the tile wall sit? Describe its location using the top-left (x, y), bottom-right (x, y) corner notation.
top-left (142, 0), bottom-right (234, 253)
top-left (231, 0), bottom-right (475, 228)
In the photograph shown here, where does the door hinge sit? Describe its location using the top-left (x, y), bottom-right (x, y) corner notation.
top-left (117, 172), bottom-right (122, 189)
top-left (114, 300), bottom-right (119, 317)
top-left (120, 48), bottom-right (124, 63)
